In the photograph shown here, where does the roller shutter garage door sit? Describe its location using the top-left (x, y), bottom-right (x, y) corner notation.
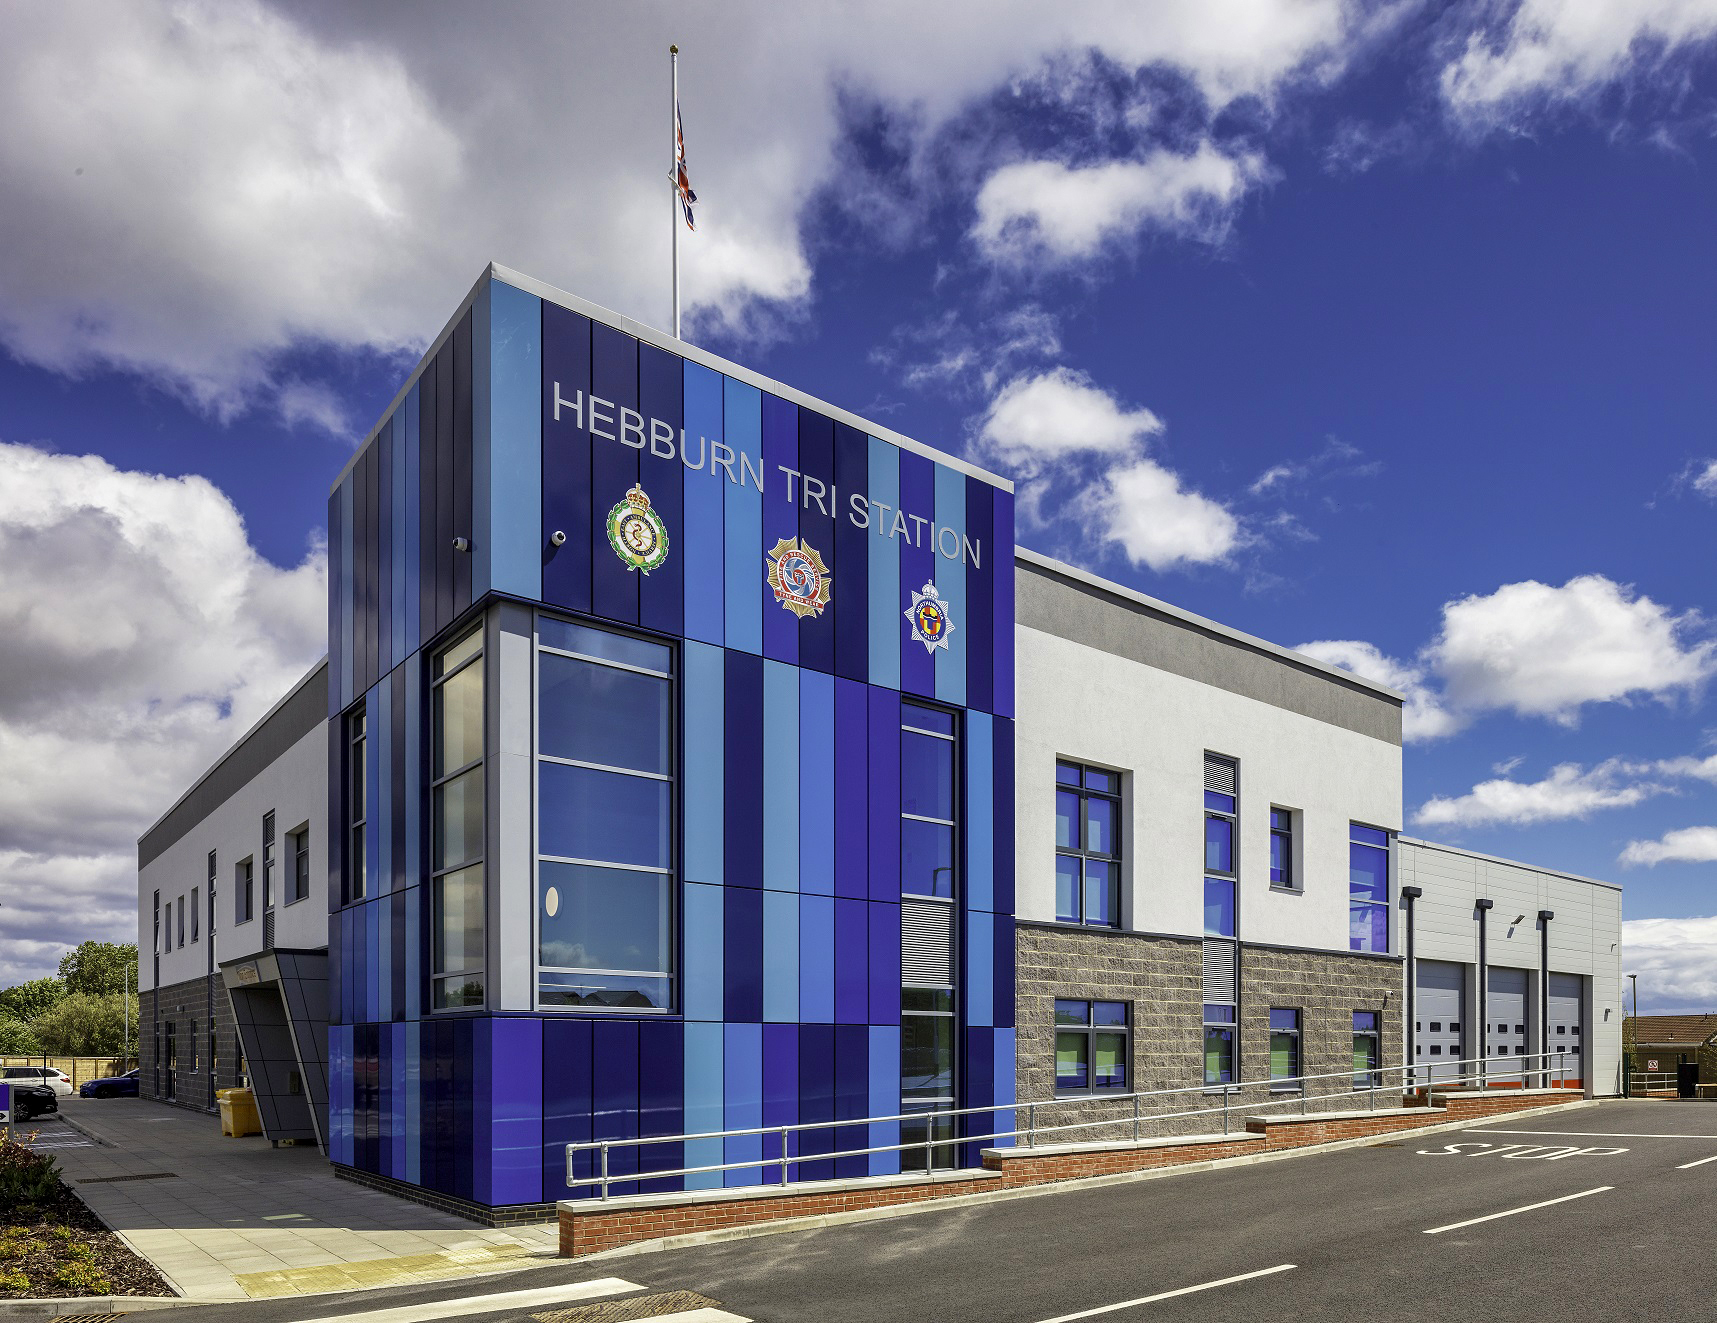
top-left (1548, 973), bottom-right (1584, 1088)
top-left (1415, 960), bottom-right (1465, 1082)
top-left (1486, 967), bottom-right (1529, 1085)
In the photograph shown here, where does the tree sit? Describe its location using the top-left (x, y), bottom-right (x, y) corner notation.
top-left (58, 942), bottom-right (137, 998)
top-left (29, 993), bottom-right (132, 1056)
top-left (0, 977), bottom-right (64, 1024)
top-left (0, 1017), bottom-right (40, 1055)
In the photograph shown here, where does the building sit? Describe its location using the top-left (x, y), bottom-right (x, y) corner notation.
top-left (1626, 1014), bottom-right (1717, 1091)
top-left (135, 263), bottom-right (1624, 1222)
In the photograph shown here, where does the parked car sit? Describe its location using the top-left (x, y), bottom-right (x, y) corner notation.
top-left (7, 1082), bottom-right (58, 1121)
top-left (2, 1066), bottom-right (73, 1097)
top-left (79, 1068), bottom-right (141, 1100)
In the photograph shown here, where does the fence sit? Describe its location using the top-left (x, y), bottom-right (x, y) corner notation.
top-left (2, 1055), bottom-right (139, 1088)
top-left (567, 1049), bottom-right (1576, 1201)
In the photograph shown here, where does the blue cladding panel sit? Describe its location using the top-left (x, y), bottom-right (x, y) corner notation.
top-left (681, 363), bottom-right (725, 644)
top-left (723, 652), bottom-right (763, 888)
top-left (391, 412), bottom-right (406, 668)
top-left (832, 424), bottom-right (870, 681)
top-left (722, 378), bottom-right (763, 654)
top-left (339, 478), bottom-right (354, 709)
top-left (867, 1026), bottom-right (901, 1176)
top-left (682, 882), bottom-right (725, 1022)
top-left (682, 642), bottom-right (724, 885)
top-left (993, 718), bottom-right (1015, 916)
top-left (898, 453), bottom-right (936, 698)
top-left (798, 670), bottom-right (835, 895)
top-left (590, 323), bottom-right (641, 626)
top-left (833, 899), bottom-right (868, 1025)
top-left (470, 283), bottom-right (490, 605)
top-left (405, 383), bottom-right (420, 656)
top-left (404, 1021), bottom-right (421, 1184)
top-left (965, 910), bottom-right (994, 1028)
top-left (794, 408), bottom-right (835, 675)
top-left (866, 438), bottom-right (901, 689)
top-left (833, 681), bottom-right (868, 900)
top-left (723, 886), bottom-right (764, 1023)
top-left (761, 394), bottom-right (798, 665)
top-left (488, 279), bottom-right (543, 601)
top-left (992, 491), bottom-right (1015, 718)
top-left (389, 1022), bottom-right (406, 1177)
top-left (682, 1022), bottom-right (723, 1190)
top-left (867, 900), bottom-right (900, 1025)
top-left (967, 712), bottom-right (994, 913)
top-left (865, 687), bottom-right (899, 902)
top-left (762, 662), bottom-right (799, 892)
top-left (993, 915), bottom-right (1016, 1030)
top-left (637, 344), bottom-right (685, 637)
top-left (474, 1016), bottom-right (494, 1203)
top-left (542, 1018), bottom-right (592, 1200)
top-left (723, 1023), bottom-right (763, 1185)
top-left (933, 462), bottom-right (967, 706)
top-left (637, 1020), bottom-right (685, 1192)
top-left (763, 889), bottom-right (800, 1023)
top-left (963, 477), bottom-right (992, 714)
top-left (592, 1022), bottom-right (640, 1195)
top-left (962, 1027), bottom-right (994, 1168)
top-left (541, 303), bottom-right (592, 613)
top-left (797, 1024), bottom-right (835, 1181)
top-left (833, 1024), bottom-right (868, 1179)
top-left (799, 894), bottom-right (834, 1023)
top-left (991, 1027), bottom-right (1016, 1148)
top-left (762, 1024), bottom-right (798, 1176)
top-left (491, 1017), bottom-right (542, 1206)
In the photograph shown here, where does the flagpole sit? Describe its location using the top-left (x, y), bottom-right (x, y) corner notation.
top-left (670, 44), bottom-right (680, 340)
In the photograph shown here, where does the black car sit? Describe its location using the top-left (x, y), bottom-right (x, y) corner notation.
top-left (79, 1068), bottom-right (140, 1099)
top-left (8, 1081), bottom-right (58, 1120)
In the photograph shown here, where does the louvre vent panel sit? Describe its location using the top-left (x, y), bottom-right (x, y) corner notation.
top-left (1202, 939), bottom-right (1237, 1003)
top-left (1204, 755), bottom-right (1237, 796)
top-left (901, 901), bottom-right (954, 986)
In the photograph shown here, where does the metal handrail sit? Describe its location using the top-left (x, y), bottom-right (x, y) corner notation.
top-left (566, 1049), bottom-right (1572, 1199)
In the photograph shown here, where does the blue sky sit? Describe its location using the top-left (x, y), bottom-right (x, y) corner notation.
top-left (2, 1), bottom-right (1715, 1005)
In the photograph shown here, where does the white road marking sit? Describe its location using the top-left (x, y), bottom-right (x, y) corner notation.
top-left (1675, 1154), bottom-right (1717, 1169)
top-left (1031, 1265), bottom-right (1297, 1322)
top-left (1466, 1129), bottom-right (1717, 1140)
top-left (1422, 1186), bottom-right (1612, 1235)
top-left (1418, 1141), bottom-right (1625, 1160)
top-left (644, 1312), bottom-right (749, 1323)
top-left (286, 1278), bottom-right (644, 1323)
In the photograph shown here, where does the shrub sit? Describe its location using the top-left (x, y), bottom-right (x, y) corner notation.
top-left (51, 1261), bottom-right (112, 1294)
top-left (0, 1139), bottom-right (62, 1206)
top-left (0, 1267), bottom-right (30, 1294)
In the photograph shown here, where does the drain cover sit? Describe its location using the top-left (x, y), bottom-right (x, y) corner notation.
top-left (531, 1291), bottom-right (723, 1322)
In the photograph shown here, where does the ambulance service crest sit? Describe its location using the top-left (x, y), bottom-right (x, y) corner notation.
top-left (606, 483), bottom-right (670, 574)
top-left (905, 582), bottom-right (955, 654)
top-left (766, 537), bottom-right (833, 619)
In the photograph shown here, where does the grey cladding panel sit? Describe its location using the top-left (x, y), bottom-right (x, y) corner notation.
top-left (1018, 562), bottom-right (1402, 744)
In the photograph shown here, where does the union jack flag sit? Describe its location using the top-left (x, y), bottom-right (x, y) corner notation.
top-left (675, 102), bottom-right (697, 231)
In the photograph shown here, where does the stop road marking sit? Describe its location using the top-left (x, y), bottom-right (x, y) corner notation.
top-left (1415, 1141), bottom-right (1628, 1160)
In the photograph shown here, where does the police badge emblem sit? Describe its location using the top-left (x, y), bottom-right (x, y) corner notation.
top-left (606, 483), bottom-right (670, 574)
top-left (905, 582), bottom-right (955, 654)
top-left (766, 537), bottom-right (833, 618)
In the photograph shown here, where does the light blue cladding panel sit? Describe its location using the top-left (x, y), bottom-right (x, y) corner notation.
top-left (762, 890), bottom-right (799, 1022)
top-left (722, 378), bottom-right (763, 655)
top-left (762, 661), bottom-right (799, 892)
top-left (992, 1028), bottom-right (1016, 1148)
top-left (682, 882), bottom-right (725, 1022)
top-left (682, 642), bottom-right (724, 885)
top-left (965, 910), bottom-right (994, 1028)
top-left (471, 281), bottom-right (491, 604)
top-left (799, 894), bottom-right (835, 1023)
top-left (339, 480), bottom-right (354, 710)
top-left (488, 279), bottom-right (544, 601)
top-left (866, 437), bottom-right (901, 688)
top-left (867, 1026), bottom-right (901, 1176)
top-left (723, 1023), bottom-right (763, 1185)
top-left (683, 1022), bottom-right (724, 1190)
top-left (797, 670), bottom-right (835, 896)
top-left (933, 463), bottom-right (967, 707)
top-left (405, 382), bottom-right (421, 657)
top-left (682, 362), bottom-right (726, 646)
top-left (491, 1017), bottom-right (544, 1205)
top-left (966, 712), bottom-right (994, 913)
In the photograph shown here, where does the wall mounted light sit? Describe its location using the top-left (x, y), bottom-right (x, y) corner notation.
top-left (452, 536), bottom-right (470, 552)
top-left (550, 530), bottom-right (568, 547)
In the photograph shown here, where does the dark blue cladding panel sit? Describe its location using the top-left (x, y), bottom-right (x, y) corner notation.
top-left (637, 344), bottom-right (685, 638)
top-left (454, 1018), bottom-right (475, 1200)
top-left (327, 490), bottom-right (343, 716)
top-left (353, 445), bottom-right (370, 693)
top-left (866, 687), bottom-right (900, 902)
top-left (962, 1026), bottom-right (994, 1167)
top-left (390, 674), bottom-right (406, 895)
top-left (390, 890), bottom-right (406, 1021)
top-left (723, 651), bottom-right (763, 887)
top-left (434, 338), bottom-right (456, 636)
top-left (590, 322), bottom-right (641, 626)
top-left (761, 1023), bottom-right (798, 1176)
top-left (541, 304), bottom-right (593, 614)
top-left (592, 1020), bottom-right (640, 1195)
top-left (833, 898), bottom-right (868, 1025)
top-left (832, 680), bottom-right (868, 900)
top-left (867, 900), bottom-right (901, 1026)
top-left (964, 477), bottom-right (995, 715)
top-left (992, 915), bottom-right (1016, 1030)
top-left (833, 1024), bottom-right (868, 1179)
top-left (991, 490), bottom-right (1015, 719)
top-left (453, 311), bottom-right (474, 615)
top-left (993, 717), bottom-right (1015, 916)
top-left (377, 421), bottom-right (392, 681)
top-left (724, 885), bottom-right (764, 1024)
top-left (637, 1019), bottom-right (685, 1192)
top-left (795, 408), bottom-right (836, 675)
top-left (797, 1024), bottom-right (835, 1181)
top-left (474, 1017), bottom-right (494, 1203)
top-left (541, 1018), bottom-right (593, 1201)
top-left (761, 394), bottom-right (798, 665)
top-left (417, 354), bottom-right (438, 647)
top-left (897, 452), bottom-right (937, 698)
top-left (831, 423), bottom-right (870, 682)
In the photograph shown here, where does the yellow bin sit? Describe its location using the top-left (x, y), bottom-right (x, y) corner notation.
top-left (217, 1087), bottom-right (263, 1138)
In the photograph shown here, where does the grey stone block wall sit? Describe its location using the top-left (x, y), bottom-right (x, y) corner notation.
top-left (1238, 945), bottom-right (1403, 1104)
top-left (141, 973), bottom-right (244, 1112)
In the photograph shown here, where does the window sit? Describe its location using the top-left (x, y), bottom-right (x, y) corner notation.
top-left (1349, 823), bottom-right (1390, 953)
top-left (1055, 762), bottom-right (1120, 926)
top-left (901, 988), bottom-right (957, 1171)
top-left (236, 858), bottom-right (254, 924)
top-left (176, 895), bottom-right (185, 947)
top-left (1055, 999), bottom-right (1129, 1094)
top-left (536, 617), bottom-right (672, 1010)
top-left (190, 888), bottom-right (200, 943)
top-left (901, 703), bottom-right (958, 900)
top-left (189, 1020), bottom-right (199, 1072)
top-left (434, 627), bottom-right (486, 1009)
top-left (1353, 1012), bottom-right (1380, 1087)
top-left (152, 891), bottom-right (160, 955)
top-left (1269, 808), bottom-right (1295, 890)
top-left (262, 811), bottom-right (276, 911)
top-left (206, 852), bottom-right (217, 937)
top-left (1204, 755), bottom-right (1237, 938)
top-left (1269, 1008), bottom-right (1301, 1089)
top-left (347, 711), bottom-right (368, 902)
top-left (1203, 1004), bottom-right (1235, 1085)
top-left (288, 826), bottom-right (310, 904)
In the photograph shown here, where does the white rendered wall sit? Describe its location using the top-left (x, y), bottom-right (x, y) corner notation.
top-left (138, 722), bottom-right (328, 992)
top-left (1016, 624), bottom-right (1403, 953)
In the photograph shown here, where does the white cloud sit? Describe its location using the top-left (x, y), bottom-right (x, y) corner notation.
top-left (0, 0), bottom-right (1363, 424)
top-left (0, 441), bottom-right (325, 982)
top-left (1687, 459), bottom-right (1717, 500)
top-left (1621, 826), bottom-right (1717, 867)
top-left (1415, 759), bottom-right (1665, 829)
top-left (976, 368), bottom-right (1161, 470)
top-left (1095, 458), bottom-right (1243, 572)
top-left (1293, 639), bottom-right (1461, 741)
top-left (1623, 915), bottom-right (1717, 1012)
top-left (970, 145), bottom-right (1269, 265)
top-left (1441, 0), bottom-right (1717, 119)
top-left (1429, 576), bottom-right (1717, 725)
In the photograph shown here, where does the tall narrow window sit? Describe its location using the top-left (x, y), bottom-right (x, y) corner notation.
top-left (262, 811), bottom-right (276, 912)
top-left (1269, 808), bottom-right (1295, 891)
top-left (1349, 823), bottom-right (1390, 953)
top-left (152, 891), bottom-right (160, 955)
top-left (433, 627), bottom-right (485, 1009)
top-left (289, 826), bottom-right (310, 903)
top-left (176, 895), bottom-right (186, 947)
top-left (236, 858), bottom-right (254, 924)
top-left (1203, 1004), bottom-right (1235, 1085)
top-left (190, 888), bottom-right (200, 943)
top-left (1353, 1011), bottom-right (1381, 1088)
top-left (901, 703), bottom-right (957, 900)
top-left (348, 711), bottom-right (368, 902)
top-left (1055, 762), bottom-right (1120, 926)
top-left (1269, 1008), bottom-right (1301, 1089)
top-left (901, 989), bottom-right (956, 1171)
top-left (206, 851), bottom-right (217, 936)
top-left (1204, 754), bottom-right (1237, 938)
top-left (536, 618), bottom-right (673, 1010)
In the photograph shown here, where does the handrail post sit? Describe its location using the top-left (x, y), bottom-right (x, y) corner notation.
top-left (600, 1143), bottom-right (609, 1202)
top-left (1222, 1086), bottom-right (1230, 1136)
top-left (780, 1127), bottom-right (789, 1186)
top-left (1133, 1092), bottom-right (1141, 1143)
top-left (924, 1125), bottom-right (934, 1178)
top-left (1027, 1102), bottom-right (1036, 1149)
